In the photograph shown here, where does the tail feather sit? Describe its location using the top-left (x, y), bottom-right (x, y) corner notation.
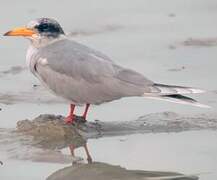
top-left (145, 94), bottom-right (210, 108)
top-left (162, 94), bottom-right (210, 108)
top-left (152, 83), bottom-right (206, 95)
top-left (144, 83), bottom-right (209, 108)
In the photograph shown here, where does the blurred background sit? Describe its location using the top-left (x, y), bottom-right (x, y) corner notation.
top-left (0, 1), bottom-right (217, 180)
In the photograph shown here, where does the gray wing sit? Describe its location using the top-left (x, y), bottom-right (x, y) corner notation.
top-left (34, 39), bottom-right (154, 104)
top-left (38, 39), bottom-right (153, 86)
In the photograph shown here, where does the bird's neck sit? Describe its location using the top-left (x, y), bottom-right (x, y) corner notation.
top-left (28, 34), bottom-right (66, 48)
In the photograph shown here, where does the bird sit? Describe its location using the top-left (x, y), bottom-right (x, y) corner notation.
top-left (4, 18), bottom-right (209, 124)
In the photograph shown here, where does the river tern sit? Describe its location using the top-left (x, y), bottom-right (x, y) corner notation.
top-left (4, 18), bottom-right (208, 123)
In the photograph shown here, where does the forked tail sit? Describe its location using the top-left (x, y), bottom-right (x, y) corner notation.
top-left (144, 83), bottom-right (210, 108)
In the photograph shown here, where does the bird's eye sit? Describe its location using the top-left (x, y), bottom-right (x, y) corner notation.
top-left (39, 23), bottom-right (49, 30)
top-left (35, 23), bottom-right (52, 33)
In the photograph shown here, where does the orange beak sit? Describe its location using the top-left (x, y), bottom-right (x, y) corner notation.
top-left (4, 27), bottom-right (35, 37)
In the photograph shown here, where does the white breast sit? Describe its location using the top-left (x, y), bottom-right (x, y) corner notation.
top-left (26, 45), bottom-right (39, 74)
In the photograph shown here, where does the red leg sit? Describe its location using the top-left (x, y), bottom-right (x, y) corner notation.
top-left (64, 104), bottom-right (76, 124)
top-left (82, 104), bottom-right (90, 120)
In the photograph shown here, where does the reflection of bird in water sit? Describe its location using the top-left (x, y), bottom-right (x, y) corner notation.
top-left (69, 143), bottom-right (92, 164)
top-left (16, 114), bottom-right (92, 164)
top-left (4, 18), bottom-right (209, 124)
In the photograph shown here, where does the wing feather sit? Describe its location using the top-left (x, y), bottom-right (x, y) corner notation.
top-left (36, 39), bottom-right (153, 87)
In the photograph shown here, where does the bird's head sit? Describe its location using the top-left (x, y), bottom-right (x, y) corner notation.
top-left (4, 18), bottom-right (65, 43)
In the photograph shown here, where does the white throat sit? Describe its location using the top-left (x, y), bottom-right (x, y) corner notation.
top-left (28, 34), bottom-right (66, 48)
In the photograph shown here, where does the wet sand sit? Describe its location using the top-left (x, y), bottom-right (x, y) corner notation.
top-left (0, 114), bottom-right (217, 179)
top-left (47, 162), bottom-right (198, 180)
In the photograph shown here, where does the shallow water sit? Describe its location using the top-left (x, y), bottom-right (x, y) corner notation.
top-left (85, 130), bottom-right (217, 180)
top-left (0, 130), bottom-right (217, 180)
top-left (0, 0), bottom-right (217, 179)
